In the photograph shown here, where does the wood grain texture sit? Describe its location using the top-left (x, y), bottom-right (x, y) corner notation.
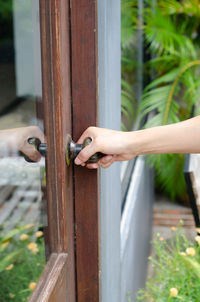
top-left (30, 0), bottom-right (100, 300)
top-left (70, 0), bottom-right (100, 301)
top-left (29, 253), bottom-right (68, 302)
top-left (32, 0), bottom-right (76, 301)
top-left (40, 0), bottom-right (73, 253)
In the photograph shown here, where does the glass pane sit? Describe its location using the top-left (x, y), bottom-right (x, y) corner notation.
top-left (121, 0), bottom-right (144, 205)
top-left (0, 1), bottom-right (46, 301)
top-left (121, 0), bottom-right (143, 132)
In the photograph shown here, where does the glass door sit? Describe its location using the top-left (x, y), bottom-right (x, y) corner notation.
top-left (0, 0), bottom-right (76, 301)
top-left (0, 1), bottom-right (46, 301)
top-left (0, 0), bottom-right (101, 301)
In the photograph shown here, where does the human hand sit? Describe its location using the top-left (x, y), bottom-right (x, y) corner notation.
top-left (0, 126), bottom-right (45, 162)
top-left (74, 127), bottom-right (136, 169)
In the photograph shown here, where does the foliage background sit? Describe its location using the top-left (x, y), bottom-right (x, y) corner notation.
top-left (121, 0), bottom-right (200, 201)
top-left (0, 225), bottom-right (45, 302)
top-left (133, 226), bottom-right (200, 301)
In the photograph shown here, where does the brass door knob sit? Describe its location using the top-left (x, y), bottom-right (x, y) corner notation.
top-left (28, 137), bottom-right (46, 156)
top-left (66, 134), bottom-right (104, 166)
top-left (26, 135), bottom-right (104, 166)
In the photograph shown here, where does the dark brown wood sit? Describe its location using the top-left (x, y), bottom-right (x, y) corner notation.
top-left (70, 1), bottom-right (100, 301)
top-left (28, 0), bottom-right (76, 301)
top-left (29, 253), bottom-right (69, 302)
top-left (28, 0), bottom-right (100, 300)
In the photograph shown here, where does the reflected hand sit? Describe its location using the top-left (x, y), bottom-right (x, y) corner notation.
top-left (74, 127), bottom-right (136, 169)
top-left (0, 126), bottom-right (45, 162)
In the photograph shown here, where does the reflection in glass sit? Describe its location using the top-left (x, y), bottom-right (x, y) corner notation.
top-left (0, 1), bottom-right (46, 301)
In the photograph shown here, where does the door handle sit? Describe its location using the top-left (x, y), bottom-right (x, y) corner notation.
top-left (26, 135), bottom-right (104, 165)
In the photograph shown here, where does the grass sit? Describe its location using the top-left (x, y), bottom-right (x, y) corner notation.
top-left (0, 225), bottom-right (45, 302)
top-left (129, 224), bottom-right (200, 301)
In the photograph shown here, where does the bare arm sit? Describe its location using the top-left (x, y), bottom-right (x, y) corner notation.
top-left (75, 116), bottom-right (200, 168)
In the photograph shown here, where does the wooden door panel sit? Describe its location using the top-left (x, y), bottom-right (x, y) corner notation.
top-left (28, 0), bottom-right (76, 301)
top-left (71, 1), bottom-right (100, 301)
top-left (28, 0), bottom-right (100, 300)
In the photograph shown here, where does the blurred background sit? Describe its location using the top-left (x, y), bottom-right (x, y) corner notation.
top-left (122, 0), bottom-right (200, 203)
top-left (121, 0), bottom-right (200, 300)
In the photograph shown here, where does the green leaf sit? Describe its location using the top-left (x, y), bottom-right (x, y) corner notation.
top-left (0, 225), bottom-right (34, 244)
top-left (0, 249), bottom-right (23, 273)
top-left (181, 256), bottom-right (200, 280)
top-left (145, 67), bottom-right (181, 90)
top-left (121, 106), bottom-right (132, 125)
top-left (144, 7), bottom-right (196, 58)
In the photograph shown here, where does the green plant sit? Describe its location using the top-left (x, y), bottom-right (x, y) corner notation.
top-left (0, 225), bottom-right (45, 302)
top-left (131, 225), bottom-right (200, 301)
top-left (121, 0), bottom-right (200, 200)
top-left (0, 0), bottom-right (13, 42)
top-left (139, 0), bottom-right (200, 200)
top-left (121, 0), bottom-right (200, 199)
top-left (121, 0), bottom-right (138, 130)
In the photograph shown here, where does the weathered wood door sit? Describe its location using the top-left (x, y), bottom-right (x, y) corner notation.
top-left (29, 0), bottom-right (100, 301)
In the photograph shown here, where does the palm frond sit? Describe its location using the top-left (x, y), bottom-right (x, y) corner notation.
top-left (122, 0), bottom-right (200, 200)
top-left (159, 0), bottom-right (200, 18)
top-left (121, 79), bottom-right (135, 130)
top-left (145, 67), bottom-right (182, 90)
top-left (121, 0), bottom-right (138, 48)
top-left (147, 55), bottom-right (179, 71)
top-left (140, 60), bottom-right (200, 127)
top-left (158, 0), bottom-right (183, 15)
top-left (144, 8), bottom-right (196, 58)
top-left (147, 153), bottom-right (186, 200)
top-left (163, 60), bottom-right (200, 124)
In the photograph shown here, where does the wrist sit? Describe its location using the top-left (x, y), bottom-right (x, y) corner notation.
top-left (122, 131), bottom-right (141, 157)
top-left (125, 129), bottom-right (155, 157)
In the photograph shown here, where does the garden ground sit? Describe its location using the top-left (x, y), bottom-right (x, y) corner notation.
top-left (147, 194), bottom-right (196, 279)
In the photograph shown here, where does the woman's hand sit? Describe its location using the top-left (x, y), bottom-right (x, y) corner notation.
top-left (0, 126), bottom-right (45, 162)
top-left (74, 116), bottom-right (200, 169)
top-left (74, 127), bottom-right (137, 169)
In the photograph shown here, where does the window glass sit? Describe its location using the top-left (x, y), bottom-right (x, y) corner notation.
top-left (121, 0), bottom-right (144, 206)
top-left (0, 1), bottom-right (46, 300)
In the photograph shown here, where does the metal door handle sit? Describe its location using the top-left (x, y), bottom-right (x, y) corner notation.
top-left (25, 135), bottom-right (104, 165)
top-left (20, 137), bottom-right (46, 162)
top-left (28, 137), bottom-right (46, 156)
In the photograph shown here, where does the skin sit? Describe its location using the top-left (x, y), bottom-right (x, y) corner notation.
top-left (74, 115), bottom-right (200, 169)
top-left (0, 126), bottom-right (45, 162)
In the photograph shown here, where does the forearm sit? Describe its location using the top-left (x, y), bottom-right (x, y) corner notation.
top-left (130, 116), bottom-right (200, 156)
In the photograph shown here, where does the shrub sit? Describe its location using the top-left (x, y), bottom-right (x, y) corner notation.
top-left (132, 225), bottom-right (200, 301)
top-left (0, 225), bottom-right (45, 302)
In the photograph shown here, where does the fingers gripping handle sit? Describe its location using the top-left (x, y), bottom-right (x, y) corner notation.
top-left (66, 135), bottom-right (104, 166)
top-left (28, 138), bottom-right (47, 156)
top-left (24, 135), bottom-right (104, 165)
top-left (21, 137), bottom-right (47, 162)
top-left (82, 137), bottom-right (104, 164)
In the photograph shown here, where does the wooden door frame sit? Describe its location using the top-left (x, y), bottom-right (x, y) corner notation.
top-left (71, 1), bottom-right (100, 301)
top-left (29, 0), bottom-right (100, 301)
top-left (29, 0), bottom-right (75, 301)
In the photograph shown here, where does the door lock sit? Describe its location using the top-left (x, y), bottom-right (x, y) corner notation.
top-left (26, 135), bottom-right (104, 166)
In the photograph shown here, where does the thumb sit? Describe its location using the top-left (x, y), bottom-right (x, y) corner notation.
top-left (74, 142), bottom-right (97, 165)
